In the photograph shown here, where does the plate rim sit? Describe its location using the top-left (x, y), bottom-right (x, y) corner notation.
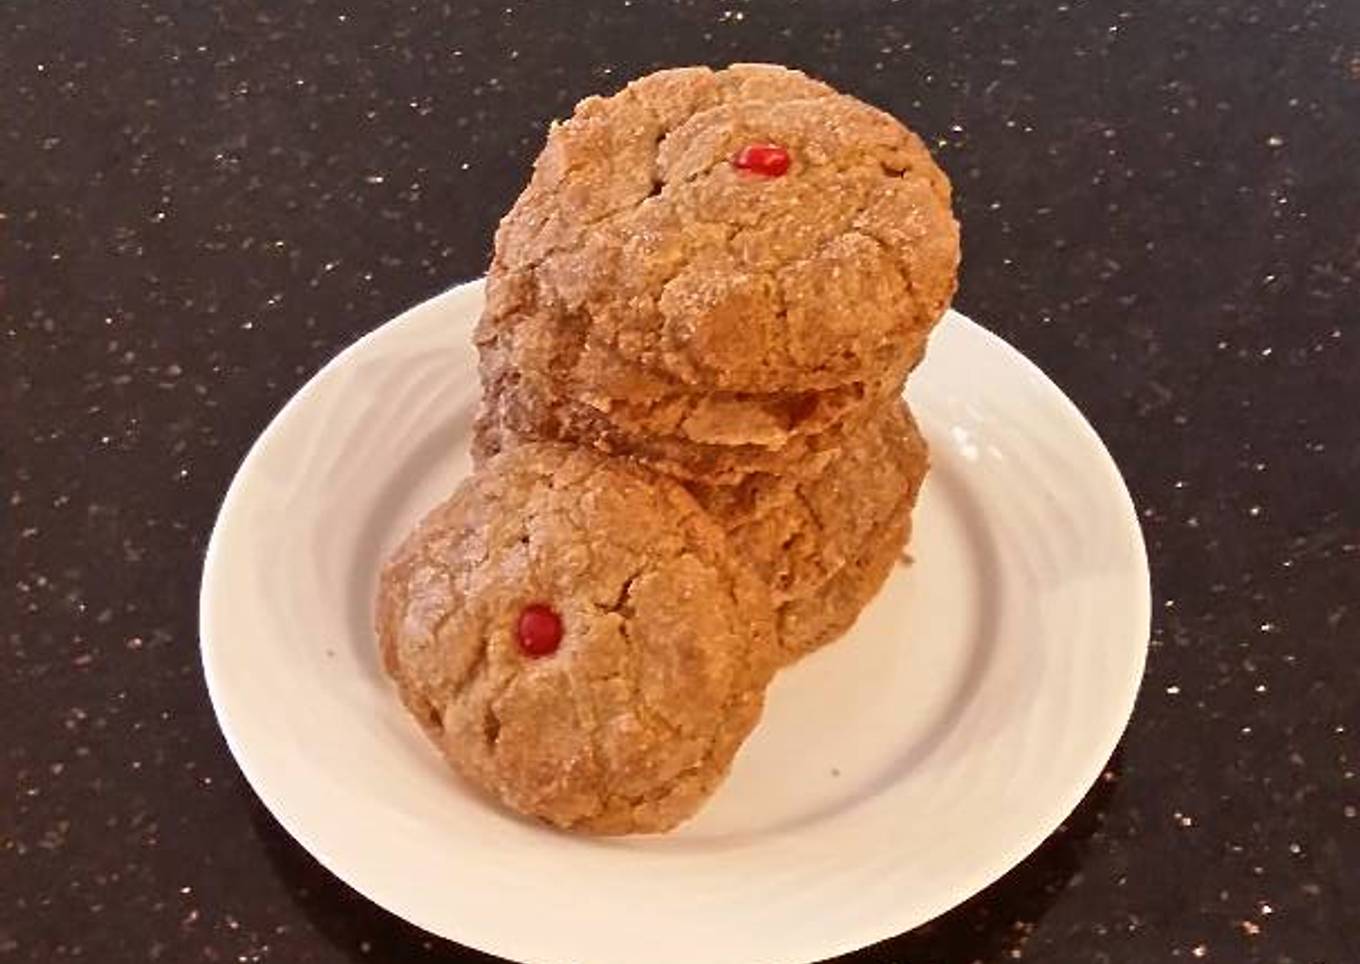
top-left (200, 278), bottom-right (1150, 964)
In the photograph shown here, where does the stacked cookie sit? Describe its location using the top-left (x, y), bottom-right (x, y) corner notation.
top-left (378, 443), bottom-right (779, 834)
top-left (474, 63), bottom-right (959, 661)
top-left (377, 64), bottom-right (959, 834)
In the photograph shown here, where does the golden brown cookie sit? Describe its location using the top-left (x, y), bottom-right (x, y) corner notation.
top-left (472, 367), bottom-right (865, 484)
top-left (476, 62), bottom-right (959, 440)
top-left (689, 401), bottom-right (927, 609)
top-left (778, 485), bottom-right (918, 659)
top-left (478, 306), bottom-right (925, 452)
top-left (375, 443), bottom-right (778, 834)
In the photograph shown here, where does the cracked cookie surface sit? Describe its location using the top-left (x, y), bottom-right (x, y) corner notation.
top-left (478, 308), bottom-right (925, 451)
top-left (688, 400), bottom-right (927, 616)
top-left (778, 481), bottom-right (919, 659)
top-left (375, 443), bottom-right (778, 834)
top-left (476, 62), bottom-right (959, 433)
top-left (472, 348), bottom-right (873, 483)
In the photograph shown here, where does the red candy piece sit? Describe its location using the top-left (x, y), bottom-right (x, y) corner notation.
top-left (732, 143), bottom-right (790, 177)
top-left (516, 604), bottom-right (563, 657)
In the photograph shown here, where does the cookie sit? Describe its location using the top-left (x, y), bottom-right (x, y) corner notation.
top-left (778, 485), bottom-right (918, 659)
top-left (689, 401), bottom-right (927, 609)
top-left (472, 366), bottom-right (865, 484)
top-left (476, 61), bottom-right (959, 408)
top-left (375, 443), bottom-right (779, 834)
top-left (477, 269), bottom-right (926, 449)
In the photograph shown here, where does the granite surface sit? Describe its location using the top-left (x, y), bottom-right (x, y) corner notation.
top-left (3, 0), bottom-right (1359, 961)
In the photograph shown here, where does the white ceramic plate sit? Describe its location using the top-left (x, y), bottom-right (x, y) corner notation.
top-left (201, 279), bottom-right (1149, 964)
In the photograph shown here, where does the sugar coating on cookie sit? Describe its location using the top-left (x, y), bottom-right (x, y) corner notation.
top-left (478, 62), bottom-right (960, 402)
top-left (375, 443), bottom-right (778, 834)
top-left (479, 312), bottom-right (926, 454)
top-left (472, 371), bottom-right (873, 485)
top-left (778, 487), bottom-right (917, 659)
top-left (689, 401), bottom-right (928, 609)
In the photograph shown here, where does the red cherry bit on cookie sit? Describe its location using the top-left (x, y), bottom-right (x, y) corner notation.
top-left (732, 143), bottom-right (790, 177)
top-left (517, 603), bottom-right (563, 657)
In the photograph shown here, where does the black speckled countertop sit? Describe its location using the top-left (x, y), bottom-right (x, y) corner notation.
top-left (4, 1), bottom-right (1359, 961)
